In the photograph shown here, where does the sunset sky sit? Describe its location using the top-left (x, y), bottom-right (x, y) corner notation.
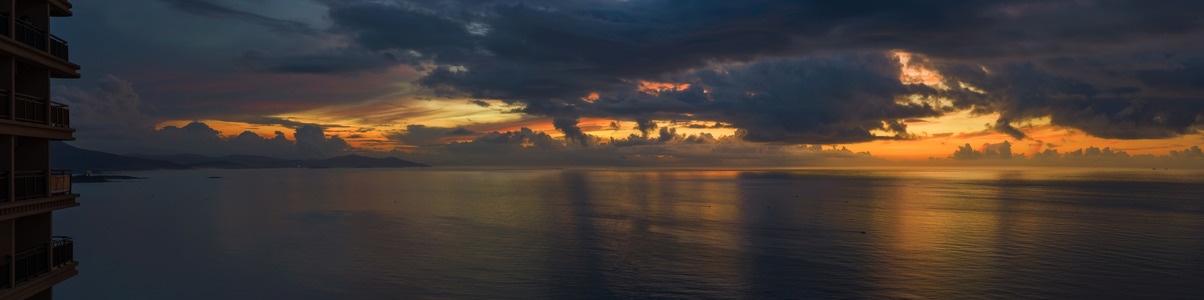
top-left (51, 0), bottom-right (1204, 163)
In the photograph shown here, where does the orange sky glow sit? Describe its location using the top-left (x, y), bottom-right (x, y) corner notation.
top-left (153, 52), bottom-right (1203, 159)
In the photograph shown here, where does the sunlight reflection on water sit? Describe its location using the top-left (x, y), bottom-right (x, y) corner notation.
top-left (56, 168), bottom-right (1204, 299)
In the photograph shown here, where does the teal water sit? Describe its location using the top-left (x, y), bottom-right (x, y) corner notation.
top-left (54, 168), bottom-right (1204, 299)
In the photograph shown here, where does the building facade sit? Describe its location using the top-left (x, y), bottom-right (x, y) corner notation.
top-left (0, 0), bottom-right (79, 299)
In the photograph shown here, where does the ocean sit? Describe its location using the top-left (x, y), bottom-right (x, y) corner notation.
top-left (54, 168), bottom-right (1204, 299)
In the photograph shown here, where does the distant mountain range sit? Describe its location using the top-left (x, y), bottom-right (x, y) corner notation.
top-left (51, 142), bottom-right (430, 172)
top-left (51, 142), bottom-right (190, 171)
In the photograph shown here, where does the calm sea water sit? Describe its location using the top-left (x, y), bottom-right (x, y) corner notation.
top-left (53, 168), bottom-right (1204, 299)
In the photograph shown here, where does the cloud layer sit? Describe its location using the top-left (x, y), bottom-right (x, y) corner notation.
top-left (232, 0), bottom-right (1204, 143)
top-left (50, 0), bottom-right (1204, 163)
top-left (57, 75), bottom-right (352, 158)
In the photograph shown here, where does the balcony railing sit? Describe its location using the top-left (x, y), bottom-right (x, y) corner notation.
top-left (13, 93), bottom-right (46, 124)
top-left (1, 236), bottom-right (74, 289)
top-left (1, 11), bottom-right (70, 61)
top-left (3, 91), bottom-right (71, 127)
top-left (0, 256), bottom-right (9, 290)
top-left (14, 19), bottom-right (46, 54)
top-left (13, 92), bottom-right (47, 124)
top-left (0, 11), bottom-right (8, 40)
top-left (8, 92), bottom-right (70, 127)
top-left (14, 171), bottom-right (48, 201)
top-left (51, 236), bottom-right (73, 268)
top-left (12, 245), bottom-right (49, 284)
top-left (51, 170), bottom-right (71, 195)
top-left (0, 171), bottom-right (8, 203)
top-left (49, 34), bottom-right (68, 60)
top-left (50, 102), bottom-right (70, 127)
top-left (7, 170), bottom-right (71, 202)
top-left (0, 89), bottom-right (8, 119)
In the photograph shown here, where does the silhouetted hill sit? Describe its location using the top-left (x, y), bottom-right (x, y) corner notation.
top-left (213, 155), bottom-right (300, 168)
top-left (128, 153), bottom-right (293, 169)
top-left (303, 154), bottom-right (431, 168)
top-left (51, 142), bottom-right (431, 171)
top-left (51, 142), bottom-right (189, 171)
top-left (128, 153), bottom-right (217, 165)
top-left (188, 161), bottom-right (252, 169)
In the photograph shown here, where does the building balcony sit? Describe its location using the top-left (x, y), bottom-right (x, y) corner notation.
top-left (50, 170), bottom-right (71, 195)
top-left (0, 170), bottom-right (78, 220)
top-left (11, 236), bottom-right (74, 285)
top-left (0, 236), bottom-right (77, 297)
top-left (9, 170), bottom-right (71, 201)
top-left (14, 171), bottom-right (47, 201)
top-left (2, 11), bottom-right (68, 61)
top-left (15, 93), bottom-right (45, 125)
top-left (49, 0), bottom-right (74, 17)
top-left (0, 11), bottom-right (79, 78)
top-left (50, 101), bottom-right (70, 128)
top-left (0, 89), bottom-right (74, 140)
top-left (9, 91), bottom-right (71, 127)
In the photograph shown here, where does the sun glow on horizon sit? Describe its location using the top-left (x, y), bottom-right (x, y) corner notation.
top-left (155, 120), bottom-right (295, 139)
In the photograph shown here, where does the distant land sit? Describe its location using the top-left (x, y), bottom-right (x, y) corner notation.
top-left (51, 142), bottom-right (431, 172)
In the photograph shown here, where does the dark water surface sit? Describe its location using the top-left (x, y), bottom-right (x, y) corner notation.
top-left (54, 168), bottom-right (1204, 299)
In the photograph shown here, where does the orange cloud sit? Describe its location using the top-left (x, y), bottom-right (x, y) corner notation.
top-left (893, 51), bottom-right (944, 87)
top-left (156, 120), bottom-right (294, 139)
top-left (638, 81), bottom-right (691, 95)
top-left (582, 92), bottom-right (600, 103)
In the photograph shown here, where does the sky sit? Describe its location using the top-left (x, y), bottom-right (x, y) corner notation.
top-left (50, 0), bottom-right (1204, 165)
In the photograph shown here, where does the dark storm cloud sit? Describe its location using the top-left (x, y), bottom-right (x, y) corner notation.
top-left (469, 99), bottom-right (492, 107)
top-left (55, 75), bottom-right (156, 141)
top-left (944, 142), bottom-right (1204, 168)
top-left (1170, 146), bottom-right (1204, 159)
top-left (158, 0), bottom-right (318, 34)
top-left (224, 116), bottom-right (330, 129)
top-left (295, 125), bottom-right (352, 158)
top-left (388, 124), bottom-right (478, 146)
top-left (950, 141), bottom-right (1014, 160)
top-left (236, 49), bottom-right (398, 74)
top-left (645, 55), bottom-right (940, 144)
top-left (139, 122), bottom-right (352, 158)
top-left (608, 127), bottom-right (721, 147)
top-left (932, 57), bottom-right (1204, 140)
top-left (325, 1), bottom-right (476, 53)
top-left (53, 74), bottom-right (372, 157)
top-left (635, 119), bottom-right (657, 136)
top-left (260, 0), bottom-right (1204, 142)
top-left (524, 54), bottom-right (942, 143)
top-left (393, 126), bottom-right (883, 167)
top-left (552, 117), bottom-right (591, 145)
